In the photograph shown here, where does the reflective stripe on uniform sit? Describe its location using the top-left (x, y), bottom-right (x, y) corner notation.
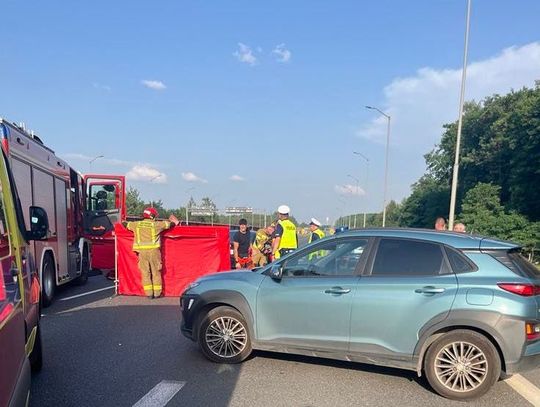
top-left (143, 284), bottom-right (153, 290)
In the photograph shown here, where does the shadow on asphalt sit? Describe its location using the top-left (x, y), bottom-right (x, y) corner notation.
top-left (31, 302), bottom-right (241, 407)
top-left (252, 350), bottom-right (432, 392)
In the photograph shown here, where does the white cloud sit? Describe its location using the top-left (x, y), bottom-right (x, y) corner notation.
top-left (229, 175), bottom-right (245, 182)
top-left (234, 43), bottom-right (258, 66)
top-left (272, 44), bottom-right (291, 63)
top-left (182, 172), bottom-right (208, 183)
top-left (92, 82), bottom-right (111, 92)
top-left (357, 42), bottom-right (540, 150)
top-left (126, 165), bottom-right (167, 183)
top-left (141, 80), bottom-right (167, 90)
top-left (335, 184), bottom-right (365, 196)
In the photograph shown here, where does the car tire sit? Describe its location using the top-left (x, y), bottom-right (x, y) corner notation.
top-left (30, 323), bottom-right (43, 372)
top-left (41, 254), bottom-right (55, 308)
top-left (75, 246), bottom-right (89, 285)
top-left (197, 306), bottom-right (252, 364)
top-left (424, 329), bottom-right (501, 400)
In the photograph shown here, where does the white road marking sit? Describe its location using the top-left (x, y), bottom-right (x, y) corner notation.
top-left (133, 380), bottom-right (186, 407)
top-left (506, 374), bottom-right (540, 407)
top-left (59, 286), bottom-right (114, 301)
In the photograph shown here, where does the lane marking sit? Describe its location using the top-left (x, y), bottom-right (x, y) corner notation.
top-left (59, 286), bottom-right (114, 301)
top-left (133, 380), bottom-right (186, 407)
top-left (506, 374), bottom-right (540, 407)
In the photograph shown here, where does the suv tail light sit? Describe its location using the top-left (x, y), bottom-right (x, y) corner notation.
top-left (526, 323), bottom-right (540, 341)
top-left (497, 283), bottom-right (540, 296)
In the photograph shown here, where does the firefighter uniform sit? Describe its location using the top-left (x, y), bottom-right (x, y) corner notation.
top-left (126, 218), bottom-right (173, 298)
top-left (251, 227), bottom-right (273, 267)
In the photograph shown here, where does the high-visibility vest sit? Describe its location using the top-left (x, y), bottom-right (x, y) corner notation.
top-left (308, 228), bottom-right (325, 244)
top-left (277, 219), bottom-right (297, 251)
top-left (126, 219), bottom-right (171, 251)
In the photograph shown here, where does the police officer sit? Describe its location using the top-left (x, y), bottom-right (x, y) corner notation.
top-left (272, 205), bottom-right (298, 260)
top-left (308, 218), bottom-right (325, 243)
top-left (125, 208), bottom-right (179, 299)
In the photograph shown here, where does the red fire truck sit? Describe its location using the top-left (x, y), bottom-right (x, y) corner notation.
top-left (0, 119), bottom-right (125, 306)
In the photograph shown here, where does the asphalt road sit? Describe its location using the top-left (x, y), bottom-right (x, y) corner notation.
top-left (30, 275), bottom-right (538, 407)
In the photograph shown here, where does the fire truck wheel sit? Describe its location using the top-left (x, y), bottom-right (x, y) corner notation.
top-left (30, 323), bottom-right (43, 372)
top-left (41, 254), bottom-right (55, 307)
top-left (76, 246), bottom-right (90, 285)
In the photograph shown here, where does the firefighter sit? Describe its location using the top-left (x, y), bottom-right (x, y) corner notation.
top-left (272, 205), bottom-right (298, 260)
top-left (308, 218), bottom-right (325, 243)
top-left (124, 208), bottom-right (179, 299)
top-left (251, 223), bottom-right (275, 267)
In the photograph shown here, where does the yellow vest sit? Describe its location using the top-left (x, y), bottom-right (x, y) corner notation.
top-left (308, 228), bottom-right (325, 244)
top-left (126, 219), bottom-right (171, 251)
top-left (277, 219), bottom-right (297, 251)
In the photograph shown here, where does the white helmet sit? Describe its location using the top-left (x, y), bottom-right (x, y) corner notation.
top-left (277, 205), bottom-right (290, 215)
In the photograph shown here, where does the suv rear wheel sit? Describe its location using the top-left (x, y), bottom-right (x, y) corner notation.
top-left (424, 329), bottom-right (501, 400)
top-left (197, 306), bottom-right (252, 364)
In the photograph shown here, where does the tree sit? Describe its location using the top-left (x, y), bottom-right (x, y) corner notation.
top-left (460, 183), bottom-right (532, 245)
top-left (126, 186), bottom-right (145, 217)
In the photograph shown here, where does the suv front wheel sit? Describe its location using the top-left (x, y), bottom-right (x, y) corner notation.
top-left (197, 306), bottom-right (252, 364)
top-left (424, 329), bottom-right (501, 400)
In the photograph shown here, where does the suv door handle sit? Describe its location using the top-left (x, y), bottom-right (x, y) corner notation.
top-left (325, 287), bottom-right (351, 295)
top-left (415, 286), bottom-right (445, 295)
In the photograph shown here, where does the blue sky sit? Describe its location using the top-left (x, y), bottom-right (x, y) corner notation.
top-left (1, 0), bottom-right (539, 223)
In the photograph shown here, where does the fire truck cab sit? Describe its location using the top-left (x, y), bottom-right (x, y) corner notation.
top-left (0, 119), bottom-right (91, 307)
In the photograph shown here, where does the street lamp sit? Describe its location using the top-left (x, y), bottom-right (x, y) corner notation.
top-left (365, 106), bottom-right (391, 227)
top-left (150, 174), bottom-right (161, 183)
top-left (347, 174), bottom-right (359, 228)
top-left (449, 0), bottom-right (472, 231)
top-left (89, 155), bottom-right (104, 170)
top-left (353, 151), bottom-right (370, 227)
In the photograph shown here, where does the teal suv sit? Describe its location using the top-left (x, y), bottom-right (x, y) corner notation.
top-left (180, 229), bottom-right (540, 400)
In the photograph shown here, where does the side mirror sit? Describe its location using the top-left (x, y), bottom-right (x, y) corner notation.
top-left (269, 264), bottom-right (283, 281)
top-left (27, 206), bottom-right (49, 241)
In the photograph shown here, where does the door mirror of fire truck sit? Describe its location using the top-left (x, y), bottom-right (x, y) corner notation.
top-left (28, 206), bottom-right (49, 240)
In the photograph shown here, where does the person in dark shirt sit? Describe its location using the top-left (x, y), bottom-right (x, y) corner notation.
top-left (233, 218), bottom-right (253, 269)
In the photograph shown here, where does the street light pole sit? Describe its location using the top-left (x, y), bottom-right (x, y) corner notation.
top-left (89, 155), bottom-right (104, 171)
top-left (365, 106), bottom-right (391, 227)
top-left (449, 0), bottom-right (472, 231)
top-left (347, 174), bottom-right (359, 228)
top-left (353, 152), bottom-right (370, 227)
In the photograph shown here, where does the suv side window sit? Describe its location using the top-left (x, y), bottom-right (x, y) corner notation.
top-left (282, 238), bottom-right (369, 277)
top-left (445, 247), bottom-right (477, 273)
top-left (371, 238), bottom-right (445, 276)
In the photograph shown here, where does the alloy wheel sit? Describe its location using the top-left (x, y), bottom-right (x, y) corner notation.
top-left (434, 341), bottom-right (488, 393)
top-left (205, 316), bottom-right (247, 358)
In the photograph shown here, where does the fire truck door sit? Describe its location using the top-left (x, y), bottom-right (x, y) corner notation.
top-left (54, 178), bottom-right (69, 279)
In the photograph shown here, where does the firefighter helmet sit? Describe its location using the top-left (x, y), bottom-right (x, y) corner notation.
top-left (143, 207), bottom-right (158, 219)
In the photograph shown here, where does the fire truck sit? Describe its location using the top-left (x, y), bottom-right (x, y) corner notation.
top-left (0, 119), bottom-right (125, 306)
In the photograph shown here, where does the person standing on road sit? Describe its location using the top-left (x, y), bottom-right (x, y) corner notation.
top-left (251, 223), bottom-right (275, 267)
top-left (125, 208), bottom-right (179, 299)
top-left (233, 219), bottom-right (253, 269)
top-left (308, 218), bottom-right (325, 243)
top-left (272, 205), bottom-right (298, 260)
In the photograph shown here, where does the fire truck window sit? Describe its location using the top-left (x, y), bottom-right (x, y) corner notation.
top-left (90, 185), bottom-right (117, 211)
